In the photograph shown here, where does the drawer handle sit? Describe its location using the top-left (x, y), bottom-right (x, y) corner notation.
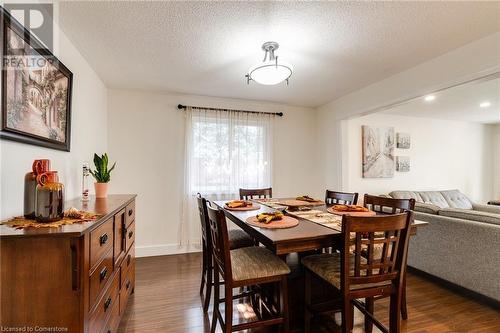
top-left (128, 209), bottom-right (133, 217)
top-left (128, 230), bottom-right (134, 239)
top-left (104, 297), bottom-right (112, 311)
top-left (126, 281), bottom-right (131, 290)
top-left (99, 233), bottom-right (108, 246)
top-left (99, 267), bottom-right (108, 282)
top-left (127, 254), bottom-right (132, 266)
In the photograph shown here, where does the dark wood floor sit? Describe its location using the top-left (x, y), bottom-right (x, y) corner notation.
top-left (117, 253), bottom-right (500, 333)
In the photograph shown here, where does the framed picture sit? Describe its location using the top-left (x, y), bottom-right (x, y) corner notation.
top-left (0, 8), bottom-right (72, 151)
top-left (396, 156), bottom-right (410, 172)
top-left (362, 125), bottom-right (395, 178)
top-left (396, 132), bottom-right (410, 149)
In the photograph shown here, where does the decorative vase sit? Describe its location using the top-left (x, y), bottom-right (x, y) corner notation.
top-left (95, 182), bottom-right (108, 198)
top-left (35, 171), bottom-right (64, 223)
top-left (24, 159), bottom-right (51, 219)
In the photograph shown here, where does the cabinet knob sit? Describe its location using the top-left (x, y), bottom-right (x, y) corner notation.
top-left (99, 233), bottom-right (108, 246)
top-left (127, 254), bottom-right (131, 266)
top-left (128, 230), bottom-right (134, 239)
top-left (126, 281), bottom-right (131, 290)
top-left (99, 267), bottom-right (108, 282)
top-left (104, 297), bottom-right (112, 311)
top-left (128, 209), bottom-right (133, 216)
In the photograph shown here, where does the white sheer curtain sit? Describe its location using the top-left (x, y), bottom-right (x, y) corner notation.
top-left (180, 107), bottom-right (274, 245)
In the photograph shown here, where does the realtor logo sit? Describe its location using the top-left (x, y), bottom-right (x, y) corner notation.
top-left (3, 3), bottom-right (53, 51)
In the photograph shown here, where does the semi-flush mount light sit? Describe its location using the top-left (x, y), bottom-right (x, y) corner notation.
top-left (246, 41), bottom-right (293, 86)
top-left (479, 101), bottom-right (491, 108)
top-left (424, 95), bottom-right (436, 102)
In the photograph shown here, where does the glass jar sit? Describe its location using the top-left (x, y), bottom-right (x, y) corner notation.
top-left (24, 159), bottom-right (51, 219)
top-left (35, 171), bottom-right (64, 222)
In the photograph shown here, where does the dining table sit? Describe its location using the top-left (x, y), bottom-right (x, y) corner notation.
top-left (213, 197), bottom-right (428, 332)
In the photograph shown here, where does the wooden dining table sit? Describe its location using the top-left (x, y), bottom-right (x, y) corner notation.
top-left (214, 198), bottom-right (428, 332)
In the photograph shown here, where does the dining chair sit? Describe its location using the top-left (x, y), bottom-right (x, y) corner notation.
top-left (302, 212), bottom-right (413, 333)
top-left (239, 187), bottom-right (273, 200)
top-left (363, 194), bottom-right (415, 324)
top-left (325, 190), bottom-right (359, 206)
top-left (206, 203), bottom-right (290, 333)
top-left (196, 194), bottom-right (254, 312)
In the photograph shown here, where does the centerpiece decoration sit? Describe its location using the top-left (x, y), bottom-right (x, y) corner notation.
top-left (90, 153), bottom-right (116, 198)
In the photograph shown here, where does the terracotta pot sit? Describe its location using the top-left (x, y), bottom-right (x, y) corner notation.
top-left (95, 182), bottom-right (108, 198)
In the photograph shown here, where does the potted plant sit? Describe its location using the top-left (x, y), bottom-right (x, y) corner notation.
top-left (90, 153), bottom-right (116, 198)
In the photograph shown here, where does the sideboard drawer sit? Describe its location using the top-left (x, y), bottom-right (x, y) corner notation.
top-left (125, 201), bottom-right (135, 227)
top-left (120, 264), bottom-right (135, 315)
top-left (89, 248), bottom-right (114, 307)
top-left (103, 299), bottom-right (120, 333)
top-left (124, 221), bottom-right (135, 253)
top-left (90, 217), bottom-right (114, 270)
top-left (89, 272), bottom-right (119, 333)
top-left (120, 246), bottom-right (135, 288)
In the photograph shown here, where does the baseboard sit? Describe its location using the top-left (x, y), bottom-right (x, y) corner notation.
top-left (407, 266), bottom-right (500, 309)
top-left (135, 243), bottom-right (202, 258)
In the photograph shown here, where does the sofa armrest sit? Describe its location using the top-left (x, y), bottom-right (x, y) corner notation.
top-left (472, 203), bottom-right (500, 215)
top-left (415, 202), bottom-right (440, 215)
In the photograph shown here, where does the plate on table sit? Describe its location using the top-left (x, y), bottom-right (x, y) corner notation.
top-left (224, 202), bottom-right (260, 211)
top-left (326, 206), bottom-right (376, 217)
top-left (246, 216), bottom-right (299, 229)
top-left (278, 199), bottom-right (324, 207)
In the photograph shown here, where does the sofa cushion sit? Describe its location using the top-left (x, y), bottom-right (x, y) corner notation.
top-left (472, 203), bottom-right (500, 215)
top-left (389, 191), bottom-right (423, 202)
top-left (417, 191), bottom-right (449, 208)
top-left (440, 190), bottom-right (473, 209)
top-left (415, 202), bottom-right (440, 215)
top-left (438, 208), bottom-right (500, 226)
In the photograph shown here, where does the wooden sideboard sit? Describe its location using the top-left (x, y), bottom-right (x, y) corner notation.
top-left (0, 194), bottom-right (136, 333)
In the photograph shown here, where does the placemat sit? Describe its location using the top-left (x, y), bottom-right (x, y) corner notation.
top-left (277, 199), bottom-right (324, 207)
top-left (224, 203), bottom-right (261, 211)
top-left (1, 210), bottom-right (100, 229)
top-left (246, 216), bottom-right (299, 229)
top-left (326, 207), bottom-right (376, 217)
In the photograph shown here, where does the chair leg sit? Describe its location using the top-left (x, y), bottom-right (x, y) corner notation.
top-left (200, 241), bottom-right (207, 296)
top-left (203, 253), bottom-right (213, 312)
top-left (224, 284), bottom-right (233, 333)
top-left (280, 276), bottom-right (289, 333)
top-left (364, 297), bottom-right (374, 333)
top-left (304, 271), bottom-right (312, 333)
top-left (390, 291), bottom-right (402, 333)
top-left (210, 267), bottom-right (220, 333)
top-left (401, 271), bottom-right (408, 320)
top-left (341, 299), bottom-right (353, 333)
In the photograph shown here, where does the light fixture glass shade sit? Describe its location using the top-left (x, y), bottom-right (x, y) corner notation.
top-left (248, 60), bottom-right (293, 85)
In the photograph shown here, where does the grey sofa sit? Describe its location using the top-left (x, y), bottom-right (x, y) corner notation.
top-left (388, 190), bottom-right (500, 302)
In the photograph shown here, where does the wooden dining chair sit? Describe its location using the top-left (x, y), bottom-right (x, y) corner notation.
top-left (196, 194), bottom-right (254, 312)
top-left (363, 194), bottom-right (415, 323)
top-left (325, 190), bottom-right (359, 206)
top-left (206, 203), bottom-right (290, 333)
top-left (302, 212), bottom-right (413, 333)
top-left (239, 187), bottom-right (273, 200)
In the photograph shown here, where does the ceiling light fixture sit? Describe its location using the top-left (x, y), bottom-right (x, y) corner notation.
top-left (246, 41), bottom-right (293, 86)
top-left (479, 101), bottom-right (491, 108)
top-left (424, 95), bottom-right (436, 102)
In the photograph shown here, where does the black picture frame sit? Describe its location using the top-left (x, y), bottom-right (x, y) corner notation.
top-left (0, 7), bottom-right (73, 151)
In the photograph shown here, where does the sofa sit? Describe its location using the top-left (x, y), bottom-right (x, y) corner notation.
top-left (388, 190), bottom-right (500, 302)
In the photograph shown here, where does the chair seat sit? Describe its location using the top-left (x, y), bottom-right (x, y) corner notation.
top-left (228, 229), bottom-right (254, 250)
top-left (231, 247), bottom-right (290, 282)
top-left (302, 253), bottom-right (391, 290)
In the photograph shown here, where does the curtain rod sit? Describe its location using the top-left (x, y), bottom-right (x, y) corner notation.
top-left (177, 104), bottom-right (283, 117)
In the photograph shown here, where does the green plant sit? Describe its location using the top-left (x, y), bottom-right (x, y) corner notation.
top-left (90, 153), bottom-right (116, 183)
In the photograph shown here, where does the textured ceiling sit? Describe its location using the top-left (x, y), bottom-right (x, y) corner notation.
top-left (384, 77), bottom-right (500, 124)
top-left (58, 1), bottom-right (500, 107)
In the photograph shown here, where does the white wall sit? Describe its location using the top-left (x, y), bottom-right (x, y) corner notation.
top-left (494, 124), bottom-right (500, 199)
top-left (0, 18), bottom-right (108, 218)
top-left (107, 89), bottom-right (319, 257)
top-left (342, 113), bottom-right (494, 203)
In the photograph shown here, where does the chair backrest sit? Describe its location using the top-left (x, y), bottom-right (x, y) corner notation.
top-left (206, 202), bottom-right (232, 280)
top-left (364, 194), bottom-right (415, 214)
top-left (325, 190), bottom-right (359, 206)
top-left (239, 187), bottom-right (273, 200)
top-left (196, 193), bottom-right (210, 244)
top-left (341, 212), bottom-right (413, 293)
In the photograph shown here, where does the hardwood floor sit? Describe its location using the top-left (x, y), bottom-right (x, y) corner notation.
top-left (117, 253), bottom-right (500, 333)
